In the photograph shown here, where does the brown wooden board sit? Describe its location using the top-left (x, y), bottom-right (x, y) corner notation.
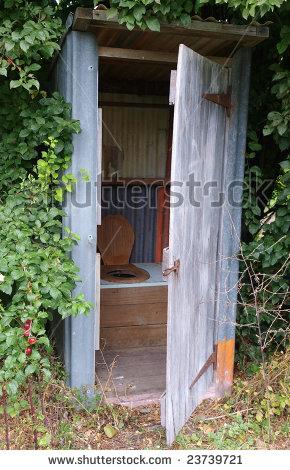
top-left (99, 46), bottom-right (231, 67)
top-left (100, 324), bottom-right (167, 349)
top-left (101, 286), bottom-right (168, 305)
top-left (100, 302), bottom-right (167, 327)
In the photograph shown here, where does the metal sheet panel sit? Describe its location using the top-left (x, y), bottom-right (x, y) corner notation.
top-left (101, 185), bottom-right (158, 263)
top-left (101, 93), bottom-right (169, 178)
top-left (56, 31), bottom-right (99, 392)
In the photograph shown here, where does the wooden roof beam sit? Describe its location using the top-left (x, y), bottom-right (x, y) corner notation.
top-left (98, 46), bottom-right (231, 66)
top-left (99, 47), bottom-right (177, 65)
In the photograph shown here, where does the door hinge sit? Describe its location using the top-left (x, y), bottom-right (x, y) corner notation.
top-left (202, 93), bottom-right (231, 117)
top-left (189, 345), bottom-right (217, 389)
top-left (162, 259), bottom-right (180, 277)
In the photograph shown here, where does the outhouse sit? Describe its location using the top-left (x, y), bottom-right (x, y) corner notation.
top-left (55, 7), bottom-right (268, 444)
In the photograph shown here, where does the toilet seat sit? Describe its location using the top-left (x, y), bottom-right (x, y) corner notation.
top-left (97, 215), bottom-right (150, 284)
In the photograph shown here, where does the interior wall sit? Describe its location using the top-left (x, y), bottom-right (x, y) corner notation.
top-left (101, 93), bottom-right (169, 178)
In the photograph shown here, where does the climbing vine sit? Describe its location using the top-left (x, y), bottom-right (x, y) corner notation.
top-left (0, 0), bottom-right (91, 415)
top-left (93, 0), bottom-right (289, 30)
top-left (238, 18), bottom-right (290, 363)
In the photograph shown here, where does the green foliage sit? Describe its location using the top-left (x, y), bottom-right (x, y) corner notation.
top-left (94, 0), bottom-right (289, 31)
top-left (0, 88), bottom-right (80, 194)
top-left (0, 0), bottom-right (91, 413)
top-left (0, 177), bottom-right (91, 406)
top-left (212, 0), bottom-right (287, 19)
top-left (238, 10), bottom-right (290, 361)
top-left (95, 0), bottom-right (194, 31)
top-left (0, 0), bottom-right (62, 90)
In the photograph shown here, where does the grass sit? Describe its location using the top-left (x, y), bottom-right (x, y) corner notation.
top-left (0, 350), bottom-right (289, 450)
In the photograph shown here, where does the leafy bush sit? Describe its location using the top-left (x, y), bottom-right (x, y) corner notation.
top-left (0, 0), bottom-right (91, 414)
top-left (238, 14), bottom-right (290, 362)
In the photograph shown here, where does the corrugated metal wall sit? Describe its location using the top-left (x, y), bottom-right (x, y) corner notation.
top-left (101, 185), bottom-right (158, 263)
top-left (101, 93), bottom-right (169, 178)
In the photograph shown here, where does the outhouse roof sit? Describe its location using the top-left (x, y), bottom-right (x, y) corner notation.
top-left (71, 7), bottom-right (269, 83)
top-left (73, 8), bottom-right (268, 54)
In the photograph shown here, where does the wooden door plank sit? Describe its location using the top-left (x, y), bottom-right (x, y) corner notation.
top-left (165, 45), bottom-right (229, 445)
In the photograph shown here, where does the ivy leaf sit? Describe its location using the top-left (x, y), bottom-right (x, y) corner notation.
top-left (106, 7), bottom-right (118, 20)
top-left (49, 287), bottom-right (61, 299)
top-left (180, 13), bottom-right (191, 27)
top-left (4, 40), bottom-right (15, 51)
top-left (6, 380), bottom-right (18, 396)
top-left (54, 188), bottom-right (63, 202)
top-left (42, 368), bottom-right (52, 382)
top-left (133, 5), bottom-right (146, 21)
top-left (0, 67), bottom-right (8, 77)
top-left (10, 80), bottom-right (21, 89)
top-left (38, 433), bottom-right (51, 448)
top-left (248, 142), bottom-right (262, 151)
top-left (277, 40), bottom-right (288, 55)
top-left (20, 40), bottom-right (29, 52)
top-left (18, 353), bottom-right (26, 364)
top-left (146, 17), bottom-right (160, 32)
top-left (25, 364), bottom-right (37, 376)
top-left (104, 424), bottom-right (118, 438)
top-left (29, 63), bottom-right (41, 72)
top-left (0, 282), bottom-right (12, 295)
top-left (38, 336), bottom-right (50, 347)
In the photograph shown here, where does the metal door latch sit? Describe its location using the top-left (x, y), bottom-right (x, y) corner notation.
top-left (162, 259), bottom-right (180, 277)
top-left (202, 92), bottom-right (231, 117)
top-left (189, 345), bottom-right (217, 389)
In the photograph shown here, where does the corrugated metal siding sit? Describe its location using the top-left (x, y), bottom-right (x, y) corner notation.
top-left (101, 185), bottom-right (158, 263)
top-left (100, 93), bottom-right (169, 178)
top-left (55, 31), bottom-right (98, 391)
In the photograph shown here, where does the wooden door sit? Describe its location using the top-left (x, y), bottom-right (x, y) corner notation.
top-left (164, 45), bottom-right (230, 444)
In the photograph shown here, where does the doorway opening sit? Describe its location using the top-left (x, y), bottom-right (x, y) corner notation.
top-left (95, 57), bottom-right (173, 406)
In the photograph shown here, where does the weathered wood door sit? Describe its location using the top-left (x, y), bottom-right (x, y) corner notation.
top-left (164, 45), bottom-right (230, 444)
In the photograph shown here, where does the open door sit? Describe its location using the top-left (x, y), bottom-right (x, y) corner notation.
top-left (164, 45), bottom-right (231, 444)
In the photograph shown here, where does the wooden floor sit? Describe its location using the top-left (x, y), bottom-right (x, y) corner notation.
top-left (95, 346), bottom-right (166, 406)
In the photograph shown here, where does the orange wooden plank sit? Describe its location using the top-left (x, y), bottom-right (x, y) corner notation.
top-left (216, 338), bottom-right (235, 394)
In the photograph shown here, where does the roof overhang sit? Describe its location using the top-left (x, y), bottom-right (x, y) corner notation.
top-left (71, 8), bottom-right (269, 85)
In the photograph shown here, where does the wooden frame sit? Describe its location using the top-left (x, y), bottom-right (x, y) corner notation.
top-left (99, 46), bottom-right (231, 66)
top-left (73, 8), bottom-right (269, 47)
